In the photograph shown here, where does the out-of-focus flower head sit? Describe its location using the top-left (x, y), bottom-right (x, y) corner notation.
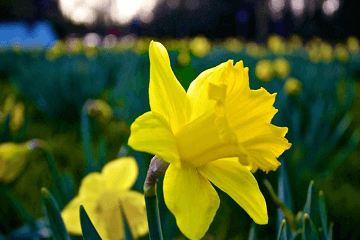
top-left (335, 43), bottom-right (349, 63)
top-left (134, 38), bottom-right (152, 54)
top-left (284, 77), bottom-right (302, 95)
top-left (177, 49), bottom-right (191, 67)
top-left (255, 59), bottom-right (274, 82)
top-left (189, 36), bottom-right (211, 57)
top-left (246, 41), bottom-right (266, 57)
top-left (306, 38), bottom-right (322, 63)
top-left (347, 36), bottom-right (359, 54)
top-left (273, 58), bottom-right (291, 79)
top-left (267, 34), bottom-right (286, 54)
top-left (46, 40), bottom-right (66, 61)
top-left (320, 41), bottom-right (333, 62)
top-left (84, 46), bottom-right (98, 58)
top-left (61, 157), bottom-right (148, 240)
top-left (86, 99), bottom-right (113, 125)
top-left (0, 140), bottom-right (41, 183)
top-left (10, 102), bottom-right (25, 133)
top-left (66, 38), bottom-right (84, 54)
top-left (287, 35), bottom-right (303, 50)
top-left (129, 41), bottom-right (291, 239)
top-left (223, 37), bottom-right (243, 52)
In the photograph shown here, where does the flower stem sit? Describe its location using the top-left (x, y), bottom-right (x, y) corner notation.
top-left (144, 156), bottom-right (168, 240)
top-left (144, 186), bottom-right (163, 240)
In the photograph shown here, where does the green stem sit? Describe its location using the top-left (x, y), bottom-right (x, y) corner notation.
top-left (144, 186), bottom-right (164, 240)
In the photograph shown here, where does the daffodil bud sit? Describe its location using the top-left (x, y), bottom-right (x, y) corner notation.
top-left (0, 139), bottom-right (40, 183)
top-left (273, 58), bottom-right (291, 78)
top-left (86, 99), bottom-right (113, 124)
top-left (189, 36), bottom-right (211, 57)
top-left (143, 156), bottom-right (169, 196)
top-left (10, 102), bottom-right (25, 133)
top-left (255, 60), bottom-right (274, 82)
top-left (284, 77), bottom-right (302, 96)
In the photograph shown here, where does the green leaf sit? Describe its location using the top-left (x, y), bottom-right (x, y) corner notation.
top-left (247, 222), bottom-right (257, 240)
top-left (318, 191), bottom-right (328, 240)
top-left (277, 220), bottom-right (288, 240)
top-left (327, 222), bottom-right (334, 240)
top-left (301, 214), bottom-right (319, 240)
top-left (41, 188), bottom-right (70, 240)
top-left (303, 181), bottom-right (320, 228)
top-left (81, 101), bottom-right (95, 175)
top-left (145, 189), bottom-right (164, 240)
top-left (80, 205), bottom-right (102, 240)
top-left (120, 204), bottom-right (134, 240)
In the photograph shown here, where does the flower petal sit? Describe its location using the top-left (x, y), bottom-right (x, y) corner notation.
top-left (128, 111), bottom-right (181, 168)
top-left (102, 157), bottom-right (138, 191)
top-left (121, 191), bottom-right (148, 238)
top-left (198, 158), bottom-right (268, 224)
top-left (149, 41), bottom-right (191, 133)
top-left (163, 163), bottom-right (220, 240)
top-left (79, 172), bottom-right (106, 197)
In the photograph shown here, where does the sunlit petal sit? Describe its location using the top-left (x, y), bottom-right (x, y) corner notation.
top-left (128, 111), bottom-right (181, 168)
top-left (79, 172), bottom-right (106, 197)
top-left (163, 163), bottom-right (220, 240)
top-left (199, 158), bottom-right (268, 224)
top-left (149, 41), bottom-right (191, 133)
top-left (102, 157), bottom-right (138, 191)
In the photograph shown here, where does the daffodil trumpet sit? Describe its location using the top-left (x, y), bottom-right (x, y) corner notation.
top-left (129, 41), bottom-right (291, 239)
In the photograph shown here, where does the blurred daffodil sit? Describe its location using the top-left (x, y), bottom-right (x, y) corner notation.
top-left (46, 40), bottom-right (66, 61)
top-left (129, 41), bottom-right (291, 239)
top-left (86, 99), bottom-right (113, 125)
top-left (189, 36), bottom-right (211, 57)
top-left (255, 60), bottom-right (274, 82)
top-left (335, 44), bottom-right (349, 63)
top-left (284, 77), bottom-right (302, 95)
top-left (273, 58), bottom-right (290, 79)
top-left (10, 102), bottom-right (25, 133)
top-left (0, 140), bottom-right (40, 183)
top-left (287, 35), bottom-right (303, 50)
top-left (177, 50), bottom-right (191, 67)
top-left (223, 37), bottom-right (243, 52)
top-left (267, 35), bottom-right (286, 54)
top-left (347, 36), bottom-right (359, 54)
top-left (61, 157), bottom-right (148, 240)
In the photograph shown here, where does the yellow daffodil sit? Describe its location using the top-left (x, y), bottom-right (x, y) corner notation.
top-left (284, 77), bottom-right (302, 95)
top-left (347, 36), bottom-right (359, 54)
top-left (255, 59), bottom-right (274, 82)
top-left (86, 99), bottom-right (113, 125)
top-left (0, 140), bottom-right (40, 183)
top-left (128, 41), bottom-right (291, 239)
top-left (10, 102), bottom-right (25, 132)
top-left (189, 36), bottom-right (211, 57)
top-left (61, 157), bottom-right (148, 240)
top-left (273, 58), bottom-right (291, 79)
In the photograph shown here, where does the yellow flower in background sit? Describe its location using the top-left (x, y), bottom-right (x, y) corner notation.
top-left (86, 99), bottom-right (113, 125)
top-left (273, 58), bottom-right (290, 79)
top-left (287, 35), bottom-right (303, 50)
top-left (335, 44), bottom-right (349, 63)
top-left (61, 157), bottom-right (148, 240)
top-left (267, 35), bottom-right (286, 54)
top-left (320, 42), bottom-right (333, 62)
top-left (177, 49), bottom-right (191, 67)
top-left (223, 37), bottom-right (243, 52)
top-left (46, 40), bottom-right (66, 61)
top-left (0, 140), bottom-right (40, 183)
top-left (129, 41), bottom-right (291, 239)
top-left (347, 36), bottom-right (359, 54)
top-left (189, 36), bottom-right (211, 57)
top-left (255, 60), bottom-right (274, 82)
top-left (284, 77), bottom-right (302, 96)
top-left (10, 102), bottom-right (25, 133)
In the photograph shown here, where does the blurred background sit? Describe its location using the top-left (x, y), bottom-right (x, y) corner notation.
top-left (1, 0), bottom-right (360, 240)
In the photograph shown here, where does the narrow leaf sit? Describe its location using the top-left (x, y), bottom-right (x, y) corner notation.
top-left (247, 222), bottom-right (257, 240)
top-left (80, 205), bottom-right (102, 240)
top-left (119, 204), bottom-right (133, 240)
top-left (302, 214), bottom-right (319, 240)
top-left (41, 188), bottom-right (70, 240)
top-left (303, 181), bottom-right (320, 228)
top-left (318, 191), bottom-right (328, 240)
top-left (145, 189), bottom-right (164, 240)
top-left (277, 220), bottom-right (288, 240)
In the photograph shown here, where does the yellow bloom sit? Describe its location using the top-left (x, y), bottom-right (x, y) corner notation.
top-left (255, 60), bottom-right (274, 82)
top-left (10, 102), bottom-right (25, 132)
top-left (61, 157), bottom-right (148, 240)
top-left (0, 140), bottom-right (40, 183)
top-left (273, 58), bottom-right (290, 79)
top-left (284, 78), bottom-right (302, 95)
top-left (86, 99), bottom-right (113, 124)
top-left (128, 41), bottom-right (291, 239)
top-left (189, 36), bottom-right (211, 57)
top-left (267, 35), bottom-right (286, 54)
top-left (223, 37), bottom-right (243, 52)
top-left (347, 36), bottom-right (359, 54)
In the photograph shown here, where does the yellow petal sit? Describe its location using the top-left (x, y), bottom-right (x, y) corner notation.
top-left (198, 158), bottom-right (268, 224)
top-left (102, 157), bottom-right (138, 191)
top-left (121, 191), bottom-right (148, 238)
top-left (100, 192), bottom-right (124, 240)
top-left (79, 172), bottom-right (106, 197)
top-left (61, 195), bottom-right (101, 236)
top-left (128, 111), bottom-right (181, 168)
top-left (163, 163), bottom-right (220, 240)
top-left (149, 41), bottom-right (191, 133)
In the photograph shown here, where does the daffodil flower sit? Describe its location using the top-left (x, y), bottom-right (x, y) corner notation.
top-left (128, 41), bottom-right (291, 240)
top-left (61, 157), bottom-right (148, 240)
